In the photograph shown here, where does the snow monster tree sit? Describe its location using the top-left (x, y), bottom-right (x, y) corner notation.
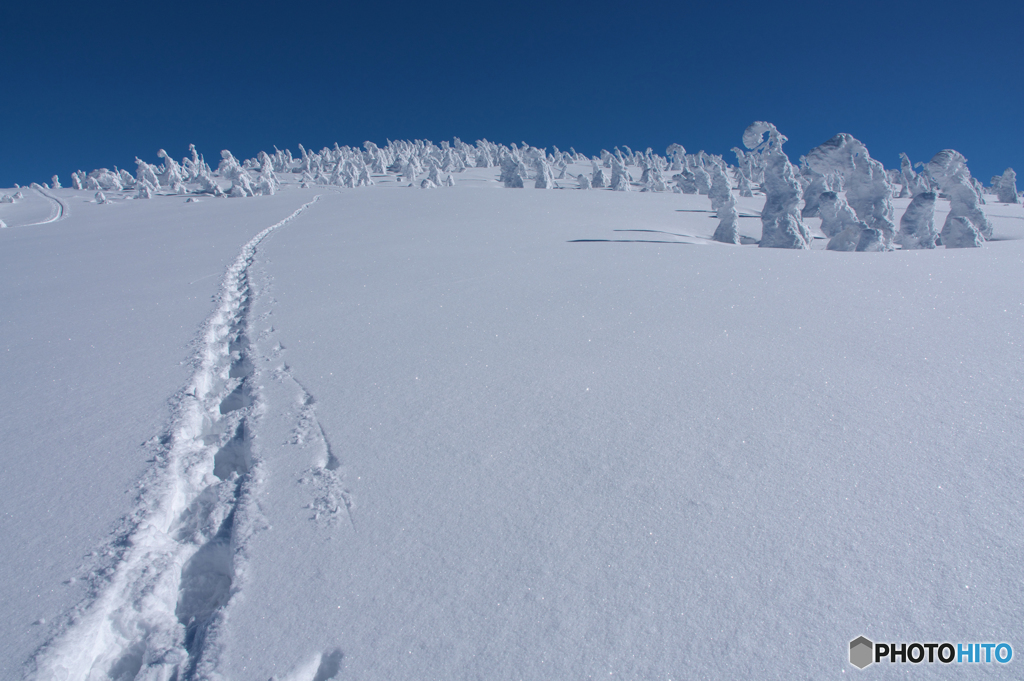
top-left (926, 150), bottom-right (993, 247)
top-left (742, 122), bottom-right (810, 249)
top-left (804, 133), bottom-right (895, 251)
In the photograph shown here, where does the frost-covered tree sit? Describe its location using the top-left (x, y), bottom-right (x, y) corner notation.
top-left (942, 216), bottom-right (984, 248)
top-left (673, 166), bottom-right (697, 194)
top-left (743, 122), bottom-right (810, 249)
top-left (805, 133), bottom-right (896, 249)
top-left (926, 149), bottom-right (993, 241)
top-left (420, 159), bottom-right (443, 189)
top-left (577, 173), bottom-right (591, 190)
top-left (218, 150), bottom-right (255, 197)
top-left (733, 146), bottom-right (764, 186)
top-left (799, 162), bottom-right (827, 217)
top-left (531, 150), bottom-right (555, 189)
top-left (70, 172), bottom-right (83, 191)
top-left (50, 175), bottom-right (61, 190)
top-left (157, 149), bottom-right (184, 192)
top-left (118, 168), bottom-right (135, 189)
top-left (136, 158), bottom-right (162, 190)
top-left (95, 191), bottom-right (107, 204)
top-left (591, 160), bottom-right (606, 188)
top-left (995, 168), bottom-right (1019, 203)
top-left (610, 157), bottom-right (632, 191)
top-left (87, 168), bottom-right (123, 191)
top-left (817, 191), bottom-right (860, 240)
top-left (640, 163), bottom-right (667, 192)
top-left (895, 191), bottom-right (938, 249)
top-left (897, 153), bottom-right (926, 198)
top-left (666, 143), bottom-right (687, 171)
top-left (500, 153), bottom-right (527, 188)
top-left (691, 159), bottom-right (711, 195)
top-left (708, 161), bottom-right (739, 244)
top-left (734, 167), bottom-right (753, 197)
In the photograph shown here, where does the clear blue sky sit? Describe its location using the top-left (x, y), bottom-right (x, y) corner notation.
top-left (2, 0), bottom-right (1021, 187)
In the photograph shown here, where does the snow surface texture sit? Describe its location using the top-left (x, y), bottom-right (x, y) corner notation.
top-left (2, 138), bottom-right (1023, 680)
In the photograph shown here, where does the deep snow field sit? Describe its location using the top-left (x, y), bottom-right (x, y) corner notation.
top-left (2, 163), bottom-right (1023, 679)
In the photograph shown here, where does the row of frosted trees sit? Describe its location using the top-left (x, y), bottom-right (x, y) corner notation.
top-left (48, 130), bottom-right (1018, 249)
top-left (723, 121), bottom-right (1016, 250)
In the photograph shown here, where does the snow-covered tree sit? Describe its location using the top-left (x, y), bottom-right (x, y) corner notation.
top-left (708, 161), bottom-right (739, 244)
top-left (995, 168), bottom-right (1019, 204)
top-left (50, 175), bottom-right (61, 190)
top-left (895, 191), bottom-right (938, 249)
top-left (743, 122), bottom-right (810, 249)
top-left (666, 143), bottom-right (687, 171)
top-left (87, 169), bottom-right (123, 192)
top-left (799, 162), bottom-right (827, 217)
top-left (942, 216), bottom-right (984, 248)
top-left (926, 149), bottom-right (992, 241)
top-left (610, 157), bottom-right (632, 191)
top-left (577, 173), bottom-right (591, 190)
top-left (118, 168), bottom-right (135, 189)
top-left (95, 191), bottom-right (107, 204)
top-left (218, 150), bottom-right (255, 197)
top-left (531, 150), bottom-right (555, 189)
top-left (591, 160), bottom-right (606, 188)
top-left (805, 133), bottom-right (895, 249)
top-left (156, 149), bottom-right (184, 192)
top-left (673, 167), bottom-right (697, 194)
top-left (897, 153), bottom-right (929, 198)
top-left (691, 159), bottom-right (711, 195)
top-left (817, 191), bottom-right (859, 239)
top-left (640, 163), bottom-right (667, 192)
top-left (499, 153), bottom-right (527, 188)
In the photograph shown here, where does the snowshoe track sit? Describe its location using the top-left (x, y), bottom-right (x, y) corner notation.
top-left (29, 196), bottom-right (320, 681)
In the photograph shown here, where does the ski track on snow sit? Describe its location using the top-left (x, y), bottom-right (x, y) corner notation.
top-left (29, 196), bottom-right (320, 681)
top-left (25, 187), bottom-right (67, 226)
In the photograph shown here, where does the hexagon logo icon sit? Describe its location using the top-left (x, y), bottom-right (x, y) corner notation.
top-left (850, 636), bottom-right (874, 669)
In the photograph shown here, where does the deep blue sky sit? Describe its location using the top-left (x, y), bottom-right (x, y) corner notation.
top-left (2, 0), bottom-right (1021, 187)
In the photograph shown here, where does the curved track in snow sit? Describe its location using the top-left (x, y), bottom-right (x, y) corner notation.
top-left (29, 196), bottom-right (320, 681)
top-left (25, 187), bottom-right (67, 226)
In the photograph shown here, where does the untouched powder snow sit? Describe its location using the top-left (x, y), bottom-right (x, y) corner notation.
top-left (2, 163), bottom-right (1023, 679)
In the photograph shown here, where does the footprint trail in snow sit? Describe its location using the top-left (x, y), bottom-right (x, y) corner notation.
top-left (30, 196), bottom-right (322, 681)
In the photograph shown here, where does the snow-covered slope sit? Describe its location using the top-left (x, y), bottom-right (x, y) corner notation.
top-left (2, 165), bottom-right (1022, 679)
